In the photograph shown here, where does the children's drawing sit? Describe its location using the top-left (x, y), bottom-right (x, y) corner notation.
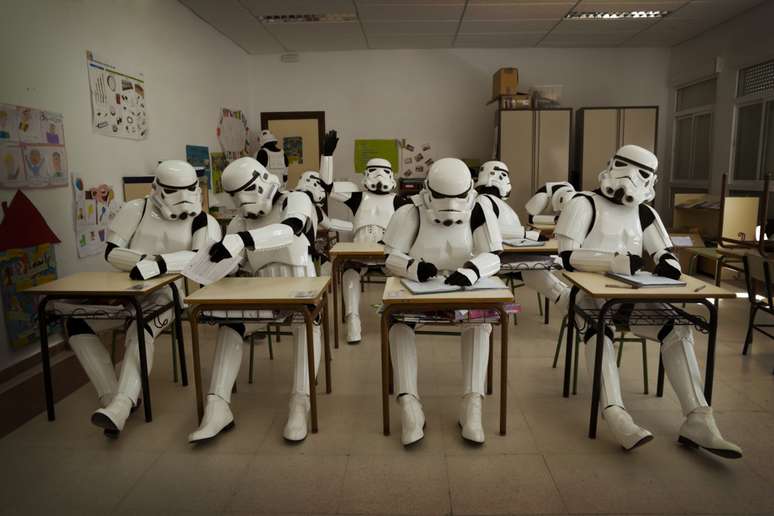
top-left (0, 144), bottom-right (24, 187)
top-left (17, 107), bottom-right (42, 143)
top-left (0, 104), bottom-right (19, 141)
top-left (283, 136), bottom-right (303, 165)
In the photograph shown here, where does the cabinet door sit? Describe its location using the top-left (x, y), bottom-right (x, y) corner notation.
top-left (536, 110), bottom-right (570, 187)
top-left (621, 107), bottom-right (657, 152)
top-left (499, 110), bottom-right (534, 219)
top-left (581, 109), bottom-right (618, 191)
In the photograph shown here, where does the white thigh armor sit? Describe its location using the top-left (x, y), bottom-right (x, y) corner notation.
top-left (579, 193), bottom-right (643, 255)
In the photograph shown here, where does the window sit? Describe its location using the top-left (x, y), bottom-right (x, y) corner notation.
top-left (732, 60), bottom-right (774, 182)
top-left (672, 78), bottom-right (716, 181)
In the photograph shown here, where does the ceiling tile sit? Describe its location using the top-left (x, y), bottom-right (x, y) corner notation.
top-left (464, 2), bottom-right (575, 20)
top-left (668, 0), bottom-right (765, 19)
top-left (239, 0), bottom-right (357, 16)
top-left (363, 20), bottom-right (460, 34)
top-left (460, 19), bottom-right (556, 33)
top-left (368, 34), bottom-right (454, 48)
top-left (264, 21), bottom-right (367, 51)
top-left (180, 0), bottom-right (283, 53)
top-left (573, 0), bottom-right (687, 10)
top-left (539, 31), bottom-right (634, 46)
top-left (355, 2), bottom-right (465, 21)
top-left (455, 32), bottom-right (545, 47)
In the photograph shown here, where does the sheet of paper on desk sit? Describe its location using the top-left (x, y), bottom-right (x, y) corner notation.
top-left (182, 243), bottom-right (241, 285)
top-left (606, 271), bottom-right (687, 288)
top-left (505, 238), bottom-right (545, 247)
top-left (401, 276), bottom-right (506, 295)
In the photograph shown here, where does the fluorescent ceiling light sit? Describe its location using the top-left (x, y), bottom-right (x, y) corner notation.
top-left (565, 10), bottom-right (669, 19)
top-left (258, 14), bottom-right (357, 24)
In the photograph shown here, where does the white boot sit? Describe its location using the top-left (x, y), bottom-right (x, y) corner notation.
top-left (67, 329), bottom-right (117, 407)
top-left (399, 394), bottom-right (425, 446)
top-left (660, 326), bottom-right (742, 459)
top-left (603, 405), bottom-right (653, 450)
top-left (290, 323), bottom-right (321, 397)
top-left (189, 325), bottom-right (244, 443)
top-left (678, 407), bottom-right (742, 459)
top-left (91, 318), bottom-right (160, 434)
top-left (92, 394), bottom-right (133, 432)
top-left (459, 393), bottom-right (485, 444)
top-left (283, 393), bottom-right (310, 442)
top-left (585, 331), bottom-right (652, 450)
top-left (343, 268), bottom-right (362, 344)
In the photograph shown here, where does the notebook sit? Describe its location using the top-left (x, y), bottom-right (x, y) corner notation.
top-left (605, 271), bottom-right (686, 288)
top-left (505, 238), bottom-right (545, 247)
top-left (400, 276), bottom-right (507, 295)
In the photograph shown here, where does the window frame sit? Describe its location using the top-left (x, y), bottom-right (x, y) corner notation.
top-left (670, 76), bottom-right (717, 186)
top-left (729, 79), bottom-right (774, 189)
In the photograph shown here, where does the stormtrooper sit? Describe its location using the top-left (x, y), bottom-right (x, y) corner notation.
top-left (256, 129), bottom-right (289, 187)
top-left (383, 158), bottom-right (503, 445)
top-left (188, 155), bottom-right (327, 444)
top-left (67, 160), bottom-right (221, 435)
top-left (327, 157), bottom-right (411, 343)
top-left (555, 144), bottom-right (742, 458)
top-left (475, 161), bottom-right (570, 309)
top-left (525, 181), bottom-right (576, 226)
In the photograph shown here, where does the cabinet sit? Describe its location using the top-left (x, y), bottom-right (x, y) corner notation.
top-left (497, 108), bottom-right (571, 220)
top-left (576, 107), bottom-right (658, 191)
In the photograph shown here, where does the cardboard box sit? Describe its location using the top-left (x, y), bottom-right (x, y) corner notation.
top-left (492, 68), bottom-right (519, 99)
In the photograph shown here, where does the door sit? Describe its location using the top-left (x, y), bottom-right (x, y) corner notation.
top-left (499, 110), bottom-right (534, 220)
top-left (536, 110), bottom-right (571, 187)
top-left (621, 107), bottom-right (657, 152)
top-left (581, 109), bottom-right (618, 191)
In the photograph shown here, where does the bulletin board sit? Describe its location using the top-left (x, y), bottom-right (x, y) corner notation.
top-left (261, 111), bottom-right (325, 188)
top-left (0, 103), bottom-right (69, 189)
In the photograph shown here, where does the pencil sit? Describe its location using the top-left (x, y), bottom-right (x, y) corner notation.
top-left (605, 284), bottom-right (633, 289)
top-left (693, 284), bottom-right (706, 292)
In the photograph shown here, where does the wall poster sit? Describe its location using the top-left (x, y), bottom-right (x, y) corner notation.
top-left (87, 50), bottom-right (147, 140)
top-left (73, 177), bottom-right (121, 258)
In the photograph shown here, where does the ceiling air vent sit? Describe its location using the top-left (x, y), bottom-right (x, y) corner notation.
top-left (258, 14), bottom-right (357, 24)
top-left (738, 59), bottom-right (774, 98)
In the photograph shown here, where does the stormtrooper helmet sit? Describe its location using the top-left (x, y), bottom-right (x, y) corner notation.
top-left (598, 145), bottom-right (658, 206)
top-left (362, 158), bottom-right (396, 194)
top-left (475, 160), bottom-right (511, 198)
top-left (222, 157), bottom-right (280, 219)
top-left (421, 158), bottom-right (477, 226)
top-left (150, 160), bottom-right (202, 221)
top-left (259, 130), bottom-right (278, 146)
top-left (296, 170), bottom-right (327, 205)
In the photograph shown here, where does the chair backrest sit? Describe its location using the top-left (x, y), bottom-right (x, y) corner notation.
top-left (721, 196), bottom-right (760, 245)
top-left (744, 252), bottom-right (774, 307)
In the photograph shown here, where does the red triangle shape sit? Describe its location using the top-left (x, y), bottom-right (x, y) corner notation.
top-left (0, 190), bottom-right (60, 251)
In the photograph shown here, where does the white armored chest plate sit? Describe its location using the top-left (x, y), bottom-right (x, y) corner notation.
top-left (584, 194), bottom-right (642, 255)
top-left (237, 199), bottom-right (312, 272)
top-left (129, 204), bottom-right (194, 255)
top-left (491, 195), bottom-right (523, 240)
top-left (266, 149), bottom-right (287, 182)
top-left (353, 192), bottom-right (396, 242)
top-left (409, 205), bottom-right (474, 273)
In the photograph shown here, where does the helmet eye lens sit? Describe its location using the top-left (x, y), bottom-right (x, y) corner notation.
top-left (614, 160), bottom-right (628, 168)
top-left (638, 169), bottom-right (651, 179)
top-left (187, 185), bottom-right (197, 192)
top-left (163, 188), bottom-right (176, 195)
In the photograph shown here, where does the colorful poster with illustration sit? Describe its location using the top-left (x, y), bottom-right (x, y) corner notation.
top-left (73, 176), bottom-right (120, 258)
top-left (210, 152), bottom-right (227, 194)
top-left (186, 144), bottom-right (211, 189)
top-left (217, 108), bottom-right (249, 161)
top-left (87, 50), bottom-right (147, 140)
top-left (0, 104), bottom-right (20, 141)
top-left (0, 244), bottom-right (59, 349)
top-left (17, 107), bottom-right (42, 143)
top-left (283, 136), bottom-right (303, 165)
top-left (0, 103), bottom-right (68, 188)
top-left (0, 144), bottom-right (25, 187)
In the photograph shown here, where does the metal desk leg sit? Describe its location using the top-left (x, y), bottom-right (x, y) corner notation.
top-left (498, 306), bottom-right (509, 435)
top-left (544, 296), bottom-right (550, 325)
top-left (486, 328), bottom-right (493, 395)
top-left (38, 296), bottom-right (55, 421)
top-left (332, 256), bottom-right (340, 349)
top-left (563, 287), bottom-right (578, 397)
top-left (304, 308), bottom-right (318, 433)
top-left (656, 354), bottom-right (665, 397)
top-left (321, 292), bottom-right (332, 394)
top-left (190, 306), bottom-right (204, 422)
top-left (381, 307), bottom-right (391, 436)
top-left (169, 282), bottom-right (188, 386)
top-left (703, 299), bottom-right (718, 403)
top-left (589, 300), bottom-right (614, 439)
top-left (129, 297), bottom-right (152, 422)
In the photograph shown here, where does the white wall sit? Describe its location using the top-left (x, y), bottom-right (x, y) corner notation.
top-left (666, 0), bottom-right (774, 200)
top-left (248, 47), bottom-right (672, 218)
top-left (0, 0), bottom-right (249, 370)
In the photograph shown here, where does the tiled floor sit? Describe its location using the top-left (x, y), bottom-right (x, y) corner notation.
top-left (2, 282), bottom-right (774, 515)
